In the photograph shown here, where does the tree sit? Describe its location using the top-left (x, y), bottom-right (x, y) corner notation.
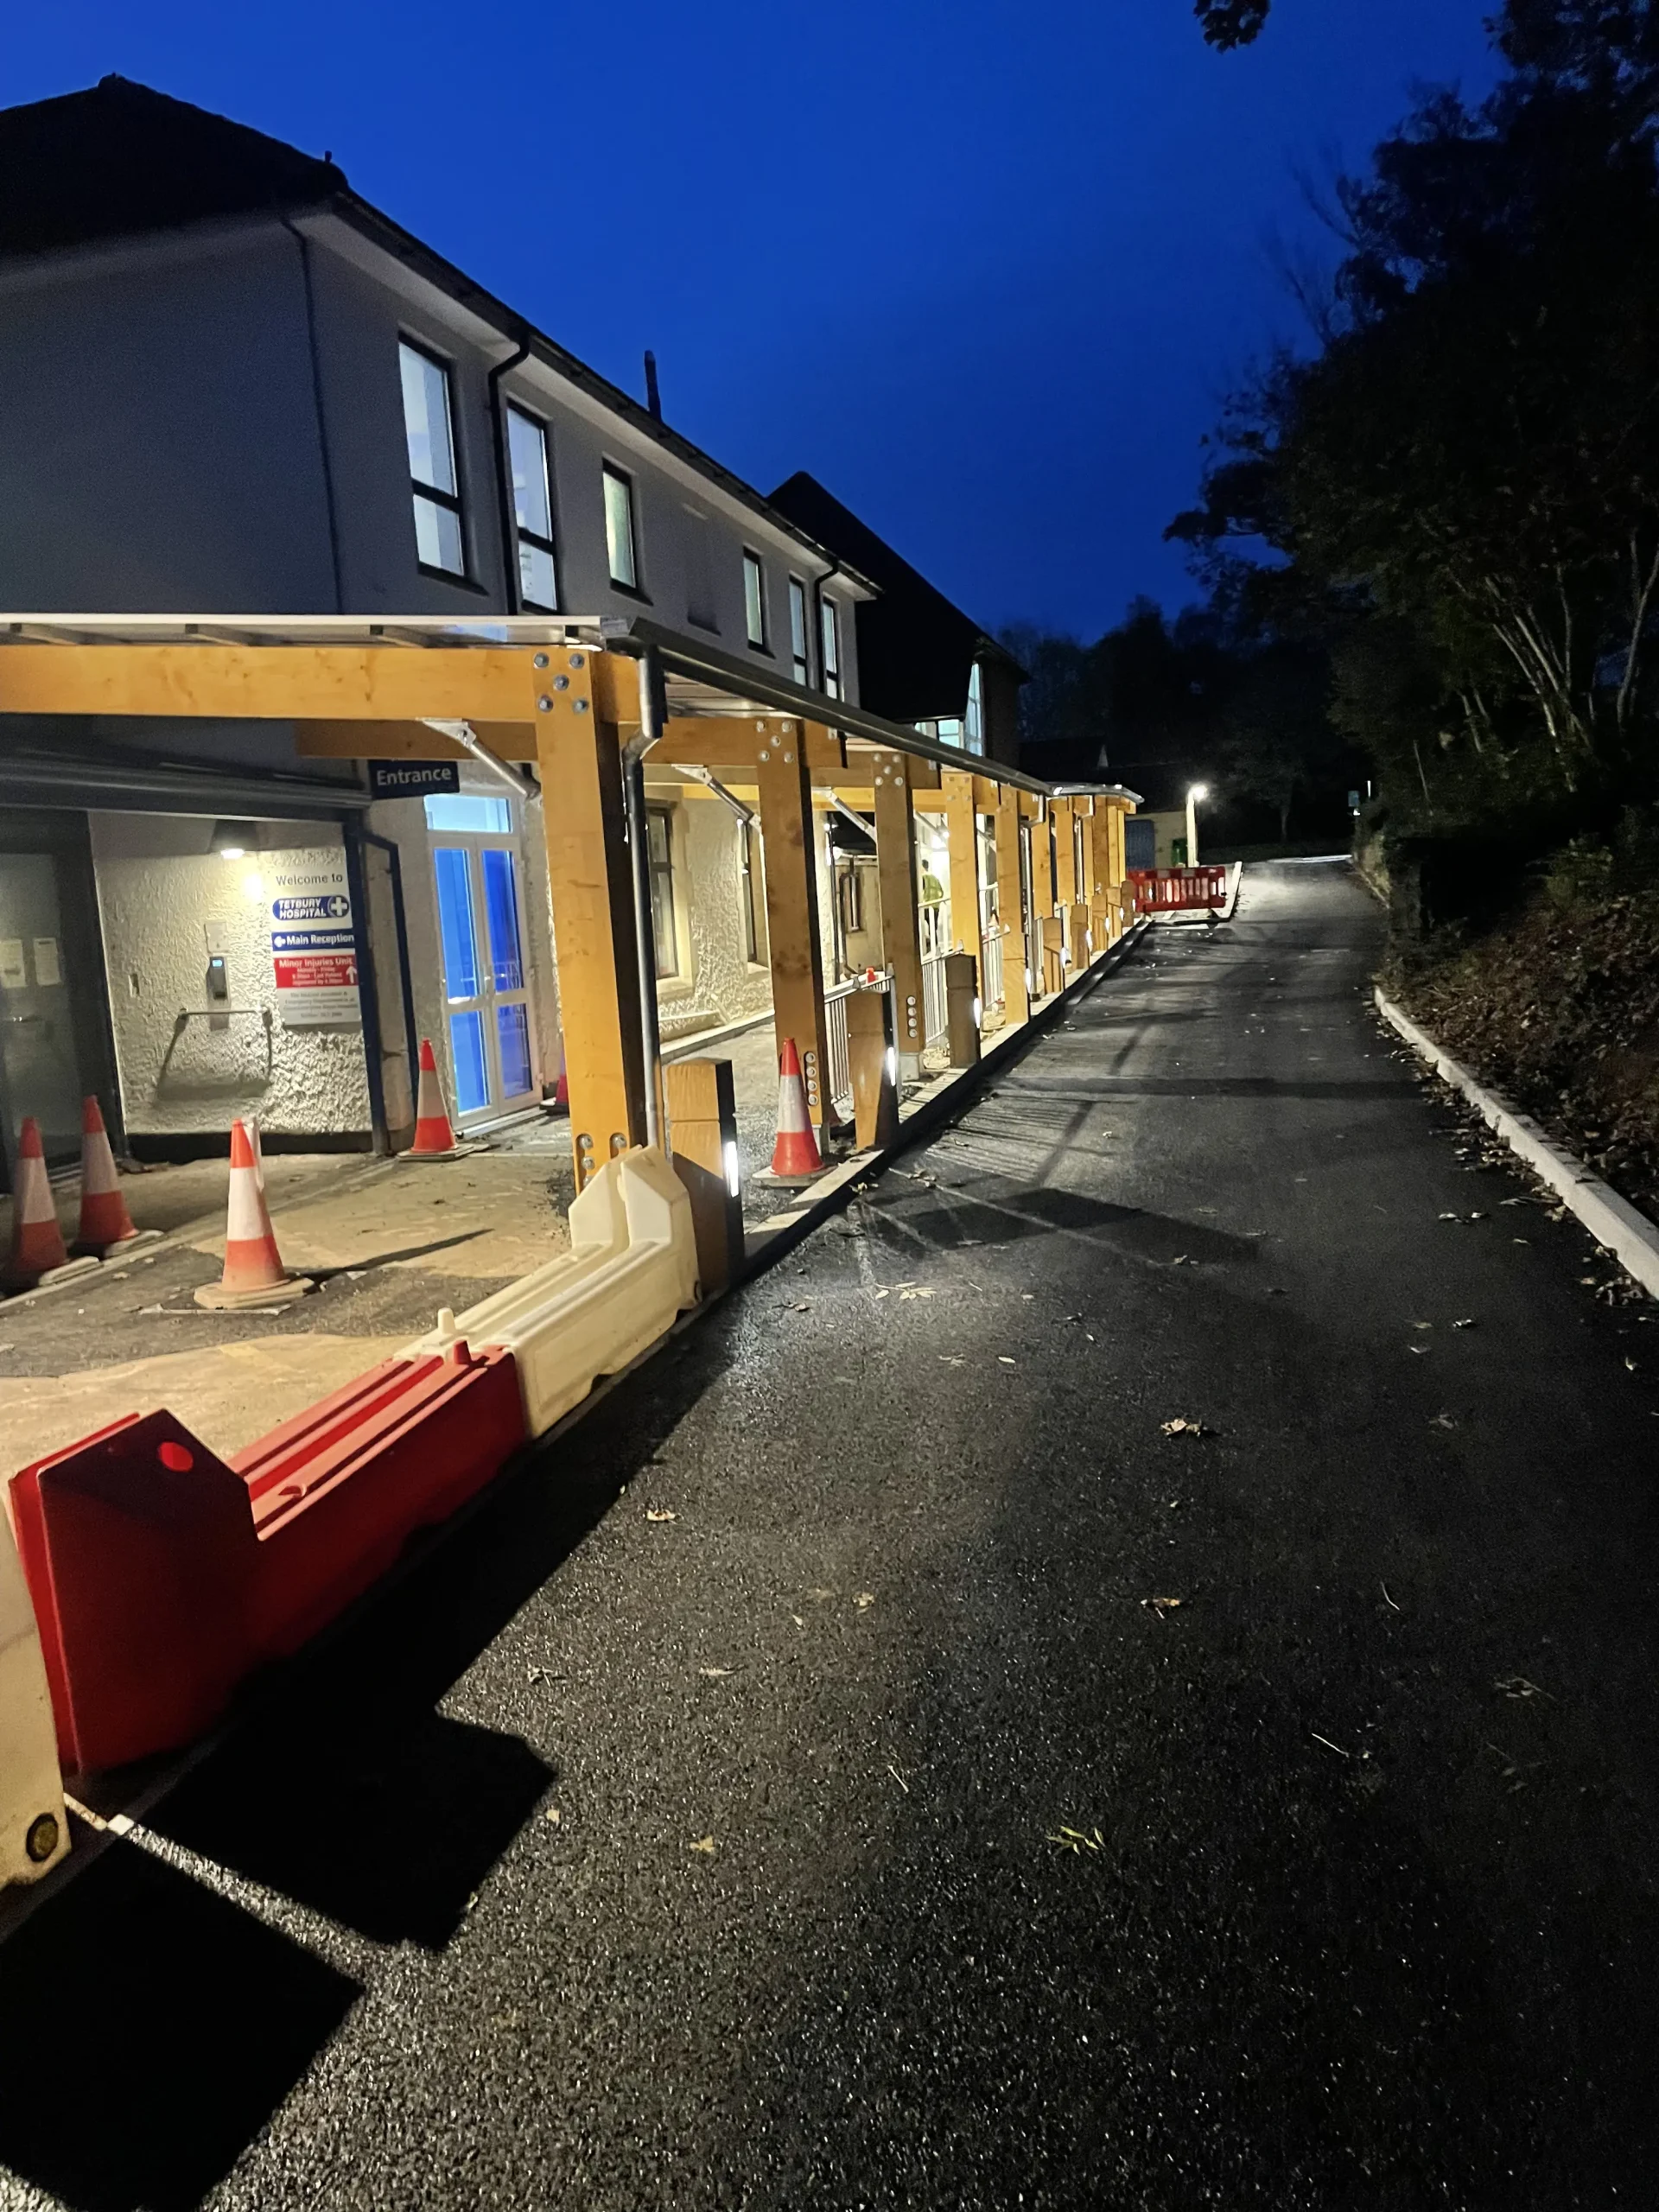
top-left (1170, 4), bottom-right (1659, 836)
top-left (1196, 0), bottom-right (1271, 48)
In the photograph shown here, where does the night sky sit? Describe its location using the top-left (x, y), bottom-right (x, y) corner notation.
top-left (10, 2), bottom-right (1497, 639)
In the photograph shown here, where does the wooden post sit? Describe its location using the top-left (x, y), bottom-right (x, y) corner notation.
top-left (995, 784), bottom-right (1029, 1024)
top-left (847, 986), bottom-right (900, 1148)
top-left (1077, 798), bottom-right (1096, 903)
top-left (1090, 805), bottom-right (1117, 943)
top-left (664, 1057), bottom-right (743, 1297)
top-left (873, 751), bottom-right (925, 1076)
top-left (943, 769), bottom-right (982, 964)
top-left (944, 950), bottom-right (980, 1068)
top-left (1041, 916), bottom-right (1065, 997)
top-left (1032, 801), bottom-right (1058, 922)
top-left (536, 666), bottom-right (646, 1187)
top-left (1069, 900), bottom-right (1090, 970)
top-left (1052, 798), bottom-right (1077, 907)
top-left (757, 724), bottom-right (833, 1130)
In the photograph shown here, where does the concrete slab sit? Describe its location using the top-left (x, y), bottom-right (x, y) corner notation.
top-left (0, 1332), bottom-right (404, 1472)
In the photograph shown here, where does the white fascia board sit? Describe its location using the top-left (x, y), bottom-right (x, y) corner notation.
top-left (299, 212), bottom-right (862, 592)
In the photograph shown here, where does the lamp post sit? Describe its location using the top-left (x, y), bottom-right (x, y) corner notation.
top-left (1185, 784), bottom-right (1209, 868)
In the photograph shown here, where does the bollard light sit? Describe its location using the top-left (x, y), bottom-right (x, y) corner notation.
top-left (885, 1046), bottom-right (898, 1088)
top-left (972, 996), bottom-right (982, 1030)
top-left (722, 1139), bottom-right (742, 1198)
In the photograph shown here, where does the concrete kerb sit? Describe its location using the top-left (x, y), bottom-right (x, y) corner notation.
top-left (1376, 986), bottom-right (1659, 1300)
top-left (0, 924), bottom-right (1151, 1937)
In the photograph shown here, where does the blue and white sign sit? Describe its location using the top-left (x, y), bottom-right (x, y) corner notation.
top-left (272, 893), bottom-right (352, 924)
top-left (268, 864), bottom-right (360, 1028)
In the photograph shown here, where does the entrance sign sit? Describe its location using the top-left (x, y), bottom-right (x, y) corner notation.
top-left (369, 760), bottom-right (460, 799)
top-left (268, 864), bottom-right (361, 1027)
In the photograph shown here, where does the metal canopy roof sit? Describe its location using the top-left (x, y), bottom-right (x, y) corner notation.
top-left (0, 613), bottom-right (1141, 807)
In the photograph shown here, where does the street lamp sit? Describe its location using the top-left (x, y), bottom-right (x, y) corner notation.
top-left (1185, 784), bottom-right (1210, 868)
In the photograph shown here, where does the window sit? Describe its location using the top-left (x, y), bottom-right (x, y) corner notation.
top-left (507, 407), bottom-right (558, 611)
top-left (820, 595), bottom-right (842, 699)
top-left (740, 819), bottom-right (765, 963)
top-left (743, 551), bottom-right (768, 650)
top-left (423, 793), bottom-right (512, 833)
top-left (838, 864), bottom-right (864, 934)
top-left (646, 804), bottom-right (679, 977)
top-left (399, 340), bottom-right (466, 576)
top-left (789, 578), bottom-right (810, 684)
top-left (965, 661), bottom-right (985, 755)
top-left (604, 465), bottom-right (639, 590)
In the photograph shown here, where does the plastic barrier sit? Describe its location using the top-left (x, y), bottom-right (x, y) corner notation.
top-left (8, 1345), bottom-right (523, 1774)
top-left (1128, 866), bottom-right (1229, 913)
top-left (404, 1146), bottom-right (699, 1438)
top-left (2, 1507), bottom-right (70, 1887)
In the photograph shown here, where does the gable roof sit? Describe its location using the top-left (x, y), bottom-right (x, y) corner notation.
top-left (0, 78), bottom-right (863, 584)
top-left (767, 471), bottom-right (1024, 726)
top-left (0, 77), bottom-right (347, 257)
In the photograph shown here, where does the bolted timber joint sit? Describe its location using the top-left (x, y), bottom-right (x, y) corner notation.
top-left (533, 652), bottom-right (550, 669)
top-left (26, 1812), bottom-right (60, 1864)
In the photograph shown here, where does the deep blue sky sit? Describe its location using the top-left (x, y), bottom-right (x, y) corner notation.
top-left (10, 2), bottom-right (1497, 640)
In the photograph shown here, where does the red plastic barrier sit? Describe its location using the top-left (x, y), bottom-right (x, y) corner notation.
top-left (1128, 866), bottom-right (1228, 912)
top-left (8, 1345), bottom-right (524, 1773)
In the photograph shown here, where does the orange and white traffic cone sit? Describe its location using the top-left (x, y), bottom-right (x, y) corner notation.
top-left (4, 1118), bottom-right (97, 1290)
top-left (553, 1055), bottom-right (569, 1110)
top-left (73, 1096), bottom-right (151, 1256)
top-left (194, 1119), bottom-right (313, 1309)
top-left (409, 1039), bottom-right (461, 1159)
top-left (768, 1038), bottom-right (823, 1181)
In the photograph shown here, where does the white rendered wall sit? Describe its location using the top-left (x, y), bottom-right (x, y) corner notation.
top-left (91, 813), bottom-right (372, 1138)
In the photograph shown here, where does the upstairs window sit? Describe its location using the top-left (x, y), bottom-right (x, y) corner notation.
top-left (399, 340), bottom-right (466, 576)
top-left (604, 465), bottom-right (639, 591)
top-left (820, 595), bottom-right (842, 700)
top-left (789, 578), bottom-right (810, 684)
top-left (965, 660), bottom-right (985, 755)
top-left (507, 406), bottom-right (558, 611)
top-left (743, 551), bottom-right (768, 650)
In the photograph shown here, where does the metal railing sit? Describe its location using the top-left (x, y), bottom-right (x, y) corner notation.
top-left (823, 970), bottom-right (897, 1119)
top-left (982, 928), bottom-right (1004, 1009)
top-left (920, 952), bottom-right (950, 1051)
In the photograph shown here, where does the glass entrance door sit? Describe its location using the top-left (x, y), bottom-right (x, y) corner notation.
top-left (0, 851), bottom-right (86, 1167)
top-left (428, 798), bottom-right (538, 1127)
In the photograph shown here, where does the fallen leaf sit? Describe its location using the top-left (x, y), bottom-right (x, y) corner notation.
top-left (690, 1835), bottom-right (716, 1855)
top-left (1046, 1824), bottom-right (1106, 1854)
top-left (645, 1507), bottom-right (677, 1523)
top-left (1141, 1595), bottom-right (1183, 1614)
top-left (1160, 1417), bottom-right (1212, 1438)
top-left (1452, 1317), bottom-right (1477, 1330)
top-left (526, 1665), bottom-right (546, 1684)
top-left (1439, 1212), bottom-right (1461, 1223)
top-left (873, 1287), bottom-right (890, 1300)
top-left (544, 1806), bottom-right (561, 1826)
top-left (1495, 1675), bottom-right (1551, 1700)
top-left (939, 1354), bottom-right (966, 1366)
top-left (899, 1286), bottom-right (934, 1301)
top-left (999, 1355), bottom-right (1018, 1366)
top-left (1170, 1254), bottom-right (1191, 1267)
top-left (790, 1300), bottom-right (811, 1313)
top-left (1429, 1413), bottom-right (1459, 1430)
top-left (854, 1592), bottom-right (876, 1611)
top-left (698, 1666), bottom-right (734, 1679)
top-left (1408, 1345), bottom-right (1430, 1356)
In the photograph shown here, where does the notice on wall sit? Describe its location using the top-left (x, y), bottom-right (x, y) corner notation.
top-left (0, 938), bottom-right (24, 989)
top-left (32, 937), bottom-right (61, 987)
top-left (269, 863), bottom-right (361, 1028)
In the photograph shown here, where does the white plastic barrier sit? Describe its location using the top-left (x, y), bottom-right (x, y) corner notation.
top-left (2, 1504), bottom-right (69, 1888)
top-left (404, 1145), bottom-right (700, 1437)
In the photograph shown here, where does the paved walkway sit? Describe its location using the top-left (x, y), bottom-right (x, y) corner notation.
top-left (3, 863), bottom-right (1656, 2209)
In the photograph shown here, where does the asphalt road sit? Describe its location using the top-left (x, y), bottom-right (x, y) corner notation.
top-left (4, 861), bottom-right (1658, 2212)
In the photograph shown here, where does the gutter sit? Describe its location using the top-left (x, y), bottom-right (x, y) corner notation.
top-left (486, 331), bottom-right (533, 613)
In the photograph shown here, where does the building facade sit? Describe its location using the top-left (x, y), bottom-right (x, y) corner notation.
top-left (0, 78), bottom-right (873, 1177)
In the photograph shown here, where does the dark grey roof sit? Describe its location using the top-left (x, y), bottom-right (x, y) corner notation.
top-left (768, 472), bottom-right (1024, 726)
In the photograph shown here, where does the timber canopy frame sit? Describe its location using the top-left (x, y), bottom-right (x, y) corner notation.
top-left (0, 612), bottom-right (1141, 1181)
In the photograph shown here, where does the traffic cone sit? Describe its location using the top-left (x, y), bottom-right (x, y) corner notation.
top-left (409, 1039), bottom-right (461, 1159)
top-left (769, 1039), bottom-right (823, 1181)
top-left (194, 1119), bottom-right (313, 1309)
top-left (553, 1056), bottom-right (569, 1110)
top-left (246, 1112), bottom-right (266, 1192)
top-left (73, 1096), bottom-right (148, 1255)
top-left (4, 1119), bottom-right (93, 1289)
